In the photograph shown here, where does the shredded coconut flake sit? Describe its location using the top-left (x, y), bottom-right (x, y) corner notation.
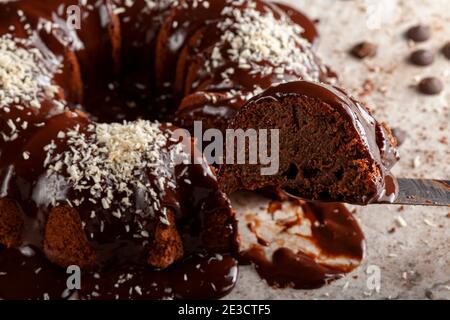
top-left (203, 3), bottom-right (321, 98)
top-left (111, 0), bottom-right (180, 12)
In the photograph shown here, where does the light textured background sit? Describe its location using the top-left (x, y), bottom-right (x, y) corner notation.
top-left (227, 0), bottom-right (450, 300)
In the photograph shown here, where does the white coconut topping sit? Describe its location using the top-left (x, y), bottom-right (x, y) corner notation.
top-left (144, 0), bottom-right (179, 10)
top-left (111, 0), bottom-right (180, 13)
top-left (204, 3), bottom-right (321, 94)
top-left (45, 120), bottom-right (187, 229)
top-left (0, 35), bottom-right (64, 143)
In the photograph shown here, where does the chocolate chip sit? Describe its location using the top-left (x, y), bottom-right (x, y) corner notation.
top-left (406, 25), bottom-right (431, 42)
top-left (350, 41), bottom-right (377, 59)
top-left (442, 42), bottom-right (450, 59)
top-left (418, 77), bottom-right (444, 95)
top-left (409, 49), bottom-right (435, 66)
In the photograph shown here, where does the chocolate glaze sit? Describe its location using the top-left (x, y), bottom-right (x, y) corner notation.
top-left (4, 114), bottom-right (237, 250)
top-left (170, 0), bottom-right (329, 134)
top-left (183, 10), bottom-right (326, 96)
top-left (0, 246), bottom-right (238, 300)
top-left (0, 200), bottom-right (364, 298)
top-left (169, 0), bottom-right (327, 135)
top-left (175, 92), bottom-right (243, 134)
top-left (246, 222), bottom-right (270, 247)
top-left (0, 109), bottom-right (238, 299)
top-left (0, 0), bottom-right (379, 299)
top-left (272, 2), bottom-right (319, 45)
top-left (240, 202), bottom-right (365, 289)
top-left (240, 247), bottom-right (343, 289)
top-left (156, 0), bottom-right (235, 92)
top-left (248, 81), bottom-right (400, 204)
top-left (0, 0), bottom-right (240, 300)
top-left (16, 0), bottom-right (120, 86)
top-left (0, 0), bottom-right (120, 167)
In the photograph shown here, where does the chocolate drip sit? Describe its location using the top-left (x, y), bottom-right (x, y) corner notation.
top-left (0, 118), bottom-right (238, 299)
top-left (0, 201), bottom-right (364, 298)
top-left (240, 202), bottom-right (365, 289)
top-left (180, 2), bottom-right (327, 99)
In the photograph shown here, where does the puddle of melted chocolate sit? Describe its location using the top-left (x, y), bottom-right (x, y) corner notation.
top-left (240, 202), bottom-right (365, 289)
top-left (0, 247), bottom-right (238, 300)
top-left (0, 201), bottom-right (363, 299)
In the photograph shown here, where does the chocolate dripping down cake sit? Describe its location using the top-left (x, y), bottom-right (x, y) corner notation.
top-left (0, 0), bottom-right (399, 299)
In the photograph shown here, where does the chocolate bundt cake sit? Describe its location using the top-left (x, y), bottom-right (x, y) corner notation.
top-left (0, 0), bottom-right (398, 299)
top-left (218, 81), bottom-right (399, 204)
top-left (0, 0), bottom-right (326, 268)
top-left (2, 114), bottom-right (237, 269)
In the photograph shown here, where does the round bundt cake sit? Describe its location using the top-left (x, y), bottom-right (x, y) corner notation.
top-left (0, 0), bottom-right (242, 273)
top-left (0, 0), bottom-right (398, 299)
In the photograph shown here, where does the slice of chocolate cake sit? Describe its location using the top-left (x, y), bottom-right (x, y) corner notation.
top-left (218, 81), bottom-right (399, 205)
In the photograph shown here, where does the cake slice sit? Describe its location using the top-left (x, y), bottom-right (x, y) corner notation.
top-left (218, 81), bottom-right (399, 205)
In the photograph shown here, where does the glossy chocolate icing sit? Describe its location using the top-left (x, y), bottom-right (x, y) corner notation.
top-left (0, 247), bottom-right (238, 300)
top-left (175, 92), bottom-right (243, 134)
top-left (156, 0), bottom-right (246, 93)
top-left (12, 0), bottom-right (119, 88)
top-left (0, 116), bottom-right (238, 299)
top-left (0, 0), bottom-right (239, 300)
top-left (171, 0), bottom-right (330, 132)
top-left (247, 81), bottom-right (399, 204)
top-left (180, 2), bottom-right (327, 96)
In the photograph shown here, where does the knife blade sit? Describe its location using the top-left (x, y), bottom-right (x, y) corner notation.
top-left (283, 178), bottom-right (450, 206)
top-left (394, 178), bottom-right (450, 206)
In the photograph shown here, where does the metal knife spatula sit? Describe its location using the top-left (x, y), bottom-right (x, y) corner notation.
top-left (284, 178), bottom-right (450, 206)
